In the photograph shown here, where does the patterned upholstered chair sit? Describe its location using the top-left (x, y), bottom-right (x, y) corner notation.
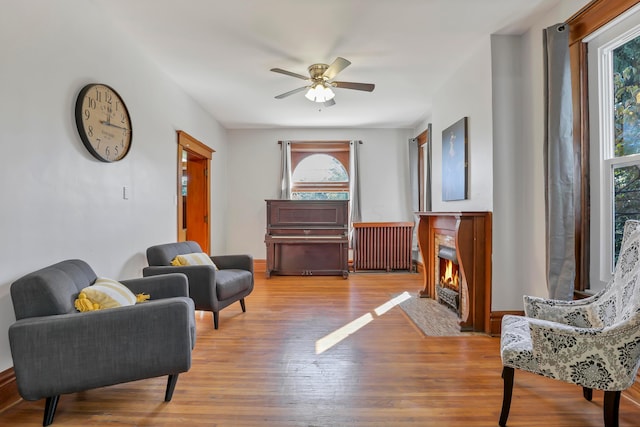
top-left (499, 220), bottom-right (640, 427)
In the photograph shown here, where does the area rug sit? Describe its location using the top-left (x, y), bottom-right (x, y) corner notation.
top-left (396, 292), bottom-right (462, 336)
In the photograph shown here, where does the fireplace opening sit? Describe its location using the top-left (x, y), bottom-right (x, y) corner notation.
top-left (436, 245), bottom-right (461, 315)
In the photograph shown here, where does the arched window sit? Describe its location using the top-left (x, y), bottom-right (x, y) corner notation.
top-left (290, 142), bottom-right (350, 200)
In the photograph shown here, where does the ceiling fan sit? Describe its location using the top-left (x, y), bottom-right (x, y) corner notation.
top-left (270, 57), bottom-right (375, 107)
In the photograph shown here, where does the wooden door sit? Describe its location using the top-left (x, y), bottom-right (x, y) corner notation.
top-left (185, 155), bottom-right (208, 250)
top-left (177, 131), bottom-right (214, 253)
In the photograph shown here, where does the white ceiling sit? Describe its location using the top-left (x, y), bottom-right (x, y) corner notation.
top-left (94, 0), bottom-right (562, 129)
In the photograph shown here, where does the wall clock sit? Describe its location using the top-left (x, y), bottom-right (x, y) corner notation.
top-left (75, 83), bottom-right (132, 162)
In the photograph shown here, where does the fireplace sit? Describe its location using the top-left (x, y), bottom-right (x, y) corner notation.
top-left (436, 245), bottom-right (461, 315)
top-left (415, 211), bottom-right (492, 333)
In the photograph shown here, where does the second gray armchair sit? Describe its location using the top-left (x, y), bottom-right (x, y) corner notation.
top-left (9, 259), bottom-right (195, 426)
top-left (144, 241), bottom-right (254, 329)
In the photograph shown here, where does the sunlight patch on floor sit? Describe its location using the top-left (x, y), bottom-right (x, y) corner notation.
top-left (315, 291), bottom-right (412, 354)
top-left (374, 291), bottom-right (412, 315)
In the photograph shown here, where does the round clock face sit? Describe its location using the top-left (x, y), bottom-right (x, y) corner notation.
top-left (75, 83), bottom-right (132, 162)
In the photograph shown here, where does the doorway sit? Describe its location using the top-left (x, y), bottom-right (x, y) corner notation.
top-left (417, 125), bottom-right (431, 212)
top-left (177, 130), bottom-right (214, 253)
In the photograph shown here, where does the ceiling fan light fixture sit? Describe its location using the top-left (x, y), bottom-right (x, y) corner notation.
top-left (305, 84), bottom-right (335, 103)
top-left (322, 86), bottom-right (335, 101)
top-left (304, 86), bottom-right (316, 102)
top-left (272, 57), bottom-right (372, 103)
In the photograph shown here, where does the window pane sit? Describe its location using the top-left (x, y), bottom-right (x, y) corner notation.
top-left (588, 9), bottom-right (640, 291)
top-left (613, 164), bottom-right (640, 261)
top-left (292, 154), bottom-right (348, 182)
top-left (613, 35), bottom-right (640, 157)
top-left (291, 192), bottom-right (349, 200)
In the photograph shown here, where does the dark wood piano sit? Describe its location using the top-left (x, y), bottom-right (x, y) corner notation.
top-left (265, 199), bottom-right (349, 278)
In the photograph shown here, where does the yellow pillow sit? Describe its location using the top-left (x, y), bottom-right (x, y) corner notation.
top-left (74, 277), bottom-right (150, 312)
top-left (171, 253), bottom-right (218, 270)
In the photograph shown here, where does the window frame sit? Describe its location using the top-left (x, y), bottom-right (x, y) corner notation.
top-left (587, 17), bottom-right (640, 289)
top-left (568, 0), bottom-right (640, 295)
top-left (289, 141), bottom-right (351, 199)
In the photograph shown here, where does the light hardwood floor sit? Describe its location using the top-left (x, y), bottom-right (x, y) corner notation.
top-left (2, 272), bottom-right (640, 426)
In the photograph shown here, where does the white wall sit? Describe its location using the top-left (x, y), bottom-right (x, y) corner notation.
top-left (226, 128), bottom-right (414, 257)
top-left (491, 35), bottom-right (527, 310)
top-left (0, 0), bottom-right (229, 371)
top-left (515, 0), bottom-right (591, 302)
top-left (412, 0), bottom-right (590, 311)
top-left (430, 38), bottom-right (494, 212)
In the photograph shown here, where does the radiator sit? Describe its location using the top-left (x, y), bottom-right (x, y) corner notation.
top-left (352, 222), bottom-right (414, 272)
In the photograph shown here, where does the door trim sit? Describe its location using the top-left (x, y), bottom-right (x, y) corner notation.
top-left (177, 130), bottom-right (214, 253)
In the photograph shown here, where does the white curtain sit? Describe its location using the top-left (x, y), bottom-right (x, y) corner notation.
top-left (544, 23), bottom-right (575, 300)
top-left (349, 140), bottom-right (362, 243)
top-left (279, 140), bottom-right (292, 199)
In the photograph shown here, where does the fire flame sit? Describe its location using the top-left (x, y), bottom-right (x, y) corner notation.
top-left (440, 260), bottom-right (459, 289)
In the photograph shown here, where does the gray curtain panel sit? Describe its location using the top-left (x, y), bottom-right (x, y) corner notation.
top-left (543, 23), bottom-right (575, 300)
top-left (349, 140), bottom-right (362, 244)
top-left (279, 140), bottom-right (292, 199)
top-left (409, 137), bottom-right (420, 253)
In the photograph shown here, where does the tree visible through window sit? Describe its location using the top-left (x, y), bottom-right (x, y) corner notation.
top-left (612, 34), bottom-right (640, 261)
top-left (290, 142), bottom-right (350, 200)
top-left (570, 0), bottom-right (640, 293)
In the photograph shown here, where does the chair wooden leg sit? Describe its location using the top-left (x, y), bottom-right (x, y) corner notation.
top-left (583, 387), bottom-right (593, 401)
top-left (499, 366), bottom-right (514, 427)
top-left (165, 374), bottom-right (179, 402)
top-left (240, 298), bottom-right (246, 312)
top-left (213, 311), bottom-right (219, 329)
top-left (603, 390), bottom-right (620, 427)
top-left (43, 395), bottom-right (59, 426)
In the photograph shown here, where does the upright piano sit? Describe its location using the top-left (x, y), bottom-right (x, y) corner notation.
top-left (265, 199), bottom-right (349, 278)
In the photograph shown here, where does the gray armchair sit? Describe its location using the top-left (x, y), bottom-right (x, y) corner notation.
top-left (8, 259), bottom-right (195, 426)
top-left (144, 241), bottom-right (254, 329)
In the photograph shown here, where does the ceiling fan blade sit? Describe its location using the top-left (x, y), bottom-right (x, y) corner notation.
top-left (270, 68), bottom-right (310, 80)
top-left (323, 57), bottom-right (351, 80)
top-left (275, 86), bottom-right (308, 99)
top-left (323, 99), bottom-right (336, 107)
top-left (333, 81), bottom-right (375, 92)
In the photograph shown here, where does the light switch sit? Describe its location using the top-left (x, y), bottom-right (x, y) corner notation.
top-left (123, 186), bottom-right (129, 200)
